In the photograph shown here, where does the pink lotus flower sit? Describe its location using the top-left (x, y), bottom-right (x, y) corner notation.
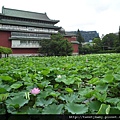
top-left (30, 88), bottom-right (40, 95)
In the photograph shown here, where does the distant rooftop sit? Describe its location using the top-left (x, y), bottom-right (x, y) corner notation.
top-left (1, 6), bottom-right (59, 23)
top-left (66, 31), bottom-right (99, 42)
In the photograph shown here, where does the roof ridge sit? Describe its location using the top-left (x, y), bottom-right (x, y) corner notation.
top-left (2, 6), bottom-right (47, 16)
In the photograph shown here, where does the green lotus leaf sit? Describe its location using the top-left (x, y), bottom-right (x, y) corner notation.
top-left (49, 91), bottom-right (60, 97)
top-left (0, 93), bottom-right (9, 102)
top-left (6, 96), bottom-right (29, 108)
top-left (117, 102), bottom-right (120, 110)
top-left (55, 75), bottom-right (66, 83)
top-left (59, 94), bottom-right (78, 103)
top-left (102, 74), bottom-right (114, 83)
top-left (65, 103), bottom-right (88, 114)
top-left (62, 77), bottom-right (75, 85)
top-left (27, 108), bottom-right (40, 114)
top-left (42, 104), bottom-right (64, 114)
top-left (65, 87), bottom-right (73, 93)
top-left (0, 88), bottom-right (7, 94)
top-left (95, 84), bottom-right (108, 92)
top-left (93, 91), bottom-right (107, 102)
top-left (41, 69), bottom-right (50, 76)
top-left (10, 82), bottom-right (23, 89)
top-left (113, 74), bottom-right (120, 81)
top-left (97, 104), bottom-right (110, 114)
top-left (105, 97), bottom-right (120, 105)
top-left (88, 100), bottom-right (101, 112)
top-left (36, 98), bottom-right (54, 107)
top-left (88, 77), bottom-right (100, 85)
top-left (109, 107), bottom-right (120, 114)
top-left (0, 76), bottom-right (15, 82)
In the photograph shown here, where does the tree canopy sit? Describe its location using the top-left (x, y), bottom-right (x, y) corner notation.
top-left (76, 29), bottom-right (84, 44)
top-left (39, 33), bottom-right (73, 56)
top-left (102, 33), bottom-right (118, 49)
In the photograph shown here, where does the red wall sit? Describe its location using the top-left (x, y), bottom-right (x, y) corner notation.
top-left (12, 48), bottom-right (39, 54)
top-left (0, 31), bottom-right (79, 54)
top-left (0, 31), bottom-right (11, 47)
top-left (72, 44), bottom-right (79, 53)
top-left (65, 36), bottom-right (79, 54)
top-left (65, 36), bottom-right (76, 42)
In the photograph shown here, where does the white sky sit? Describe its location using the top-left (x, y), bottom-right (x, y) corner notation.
top-left (0, 0), bottom-right (120, 37)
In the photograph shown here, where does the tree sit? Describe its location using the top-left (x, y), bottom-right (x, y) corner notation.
top-left (101, 33), bottom-right (118, 50)
top-left (76, 29), bottom-right (84, 45)
top-left (92, 37), bottom-right (102, 50)
top-left (76, 29), bottom-right (84, 54)
top-left (39, 33), bottom-right (73, 56)
top-left (0, 46), bottom-right (12, 58)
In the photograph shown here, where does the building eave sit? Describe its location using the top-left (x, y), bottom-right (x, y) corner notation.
top-left (0, 19), bottom-right (61, 30)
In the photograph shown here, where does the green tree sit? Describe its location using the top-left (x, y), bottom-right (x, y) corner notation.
top-left (102, 33), bottom-right (118, 50)
top-left (39, 33), bottom-right (73, 56)
top-left (76, 29), bottom-right (84, 54)
top-left (92, 37), bottom-right (102, 50)
top-left (76, 29), bottom-right (84, 45)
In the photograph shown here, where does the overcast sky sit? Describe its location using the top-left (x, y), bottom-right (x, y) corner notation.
top-left (0, 0), bottom-right (120, 37)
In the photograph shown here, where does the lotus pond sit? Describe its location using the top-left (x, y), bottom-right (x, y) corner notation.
top-left (0, 53), bottom-right (120, 114)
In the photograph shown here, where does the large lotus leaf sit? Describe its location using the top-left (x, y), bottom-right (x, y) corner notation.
top-left (117, 102), bottom-right (120, 110)
top-left (10, 82), bottom-right (23, 89)
top-left (27, 108), bottom-right (40, 114)
top-left (88, 77), bottom-right (100, 85)
top-left (36, 98), bottom-right (55, 107)
top-left (42, 104), bottom-right (64, 114)
top-left (95, 84), bottom-right (108, 93)
top-left (65, 103), bottom-right (88, 114)
top-left (62, 77), bottom-right (75, 85)
top-left (37, 80), bottom-right (50, 88)
top-left (0, 88), bottom-right (7, 94)
top-left (7, 106), bottom-right (17, 114)
top-left (0, 108), bottom-right (6, 114)
top-left (102, 74), bottom-right (114, 83)
top-left (49, 91), bottom-right (60, 97)
top-left (0, 76), bottom-right (15, 82)
top-left (41, 69), bottom-right (50, 76)
top-left (97, 104), bottom-right (110, 114)
top-left (113, 74), bottom-right (120, 81)
top-left (93, 91), bottom-right (107, 102)
top-left (6, 96), bottom-right (29, 108)
top-left (36, 91), bottom-right (49, 99)
top-left (105, 97), bottom-right (120, 105)
top-left (88, 100), bottom-right (101, 112)
top-left (55, 75), bottom-right (66, 83)
top-left (24, 82), bottom-right (34, 86)
top-left (59, 94), bottom-right (78, 103)
top-left (0, 93), bottom-right (9, 102)
top-left (78, 87), bottom-right (94, 98)
top-left (109, 107), bottom-right (120, 114)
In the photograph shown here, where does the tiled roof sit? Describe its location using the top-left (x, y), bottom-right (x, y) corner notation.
top-left (0, 19), bottom-right (61, 30)
top-left (2, 7), bottom-right (59, 22)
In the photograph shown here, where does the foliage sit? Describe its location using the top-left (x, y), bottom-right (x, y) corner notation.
top-left (79, 43), bottom-right (99, 54)
top-left (76, 29), bottom-right (84, 44)
top-left (102, 33), bottom-right (118, 50)
top-left (92, 38), bottom-right (102, 50)
top-left (39, 33), bottom-right (73, 56)
top-left (115, 46), bottom-right (120, 53)
top-left (0, 46), bottom-right (12, 58)
top-left (0, 54), bottom-right (120, 114)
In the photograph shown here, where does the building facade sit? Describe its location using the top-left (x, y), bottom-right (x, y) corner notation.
top-left (0, 7), bottom-right (79, 56)
top-left (64, 32), bottom-right (79, 55)
top-left (66, 30), bottom-right (99, 42)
